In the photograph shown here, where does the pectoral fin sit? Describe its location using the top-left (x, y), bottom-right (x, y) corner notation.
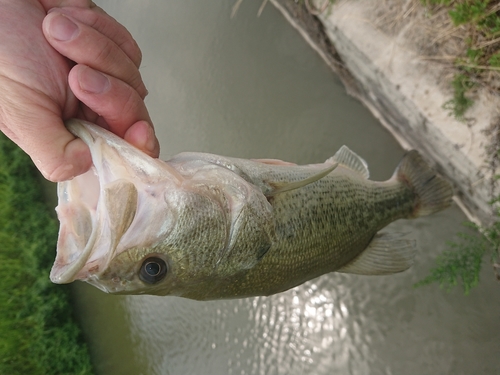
top-left (337, 233), bottom-right (416, 275)
top-left (266, 163), bottom-right (338, 197)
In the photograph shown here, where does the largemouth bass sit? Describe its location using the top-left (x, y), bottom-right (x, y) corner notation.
top-left (50, 119), bottom-right (453, 300)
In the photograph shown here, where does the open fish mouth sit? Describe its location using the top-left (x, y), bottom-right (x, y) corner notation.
top-left (50, 169), bottom-right (101, 283)
top-left (50, 119), bottom-right (141, 284)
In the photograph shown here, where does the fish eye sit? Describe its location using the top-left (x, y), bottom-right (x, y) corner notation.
top-left (139, 257), bottom-right (167, 284)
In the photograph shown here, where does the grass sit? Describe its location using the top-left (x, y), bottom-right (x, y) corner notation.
top-left (370, 0), bottom-right (499, 119)
top-left (415, 220), bottom-right (499, 294)
top-left (0, 133), bottom-right (94, 375)
top-left (421, 0), bottom-right (500, 119)
top-left (442, 73), bottom-right (475, 120)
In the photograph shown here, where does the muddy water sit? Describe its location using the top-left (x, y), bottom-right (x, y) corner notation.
top-left (69, 1), bottom-right (500, 374)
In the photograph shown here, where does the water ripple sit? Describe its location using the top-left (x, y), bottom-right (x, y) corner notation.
top-left (123, 272), bottom-right (382, 375)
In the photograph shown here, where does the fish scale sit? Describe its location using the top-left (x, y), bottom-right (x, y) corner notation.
top-left (215, 174), bottom-right (415, 299)
top-left (50, 120), bottom-right (453, 300)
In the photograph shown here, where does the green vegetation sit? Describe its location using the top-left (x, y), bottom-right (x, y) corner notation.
top-left (421, 0), bottom-right (500, 119)
top-left (417, 145), bottom-right (500, 293)
top-left (409, 1), bottom-right (500, 293)
top-left (415, 219), bottom-right (500, 294)
top-left (0, 133), bottom-right (94, 375)
top-left (442, 73), bottom-right (475, 120)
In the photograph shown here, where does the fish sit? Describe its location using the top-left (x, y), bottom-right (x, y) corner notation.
top-left (50, 119), bottom-right (453, 300)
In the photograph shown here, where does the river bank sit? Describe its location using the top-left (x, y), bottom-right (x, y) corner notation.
top-left (270, 0), bottom-right (500, 225)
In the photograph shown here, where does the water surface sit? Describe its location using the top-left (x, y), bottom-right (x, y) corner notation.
top-left (70, 1), bottom-right (500, 374)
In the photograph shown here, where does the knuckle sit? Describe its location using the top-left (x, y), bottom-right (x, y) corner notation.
top-left (94, 44), bottom-right (115, 65)
top-left (129, 73), bottom-right (148, 99)
top-left (119, 38), bottom-right (143, 67)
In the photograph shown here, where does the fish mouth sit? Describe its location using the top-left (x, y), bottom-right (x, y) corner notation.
top-left (50, 170), bottom-right (101, 283)
top-left (50, 119), bottom-right (140, 284)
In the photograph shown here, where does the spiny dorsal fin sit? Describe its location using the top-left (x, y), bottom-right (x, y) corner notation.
top-left (266, 163), bottom-right (338, 197)
top-left (327, 146), bottom-right (369, 179)
top-left (337, 232), bottom-right (416, 275)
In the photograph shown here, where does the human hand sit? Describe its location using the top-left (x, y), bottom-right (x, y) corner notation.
top-left (0, 0), bottom-right (159, 182)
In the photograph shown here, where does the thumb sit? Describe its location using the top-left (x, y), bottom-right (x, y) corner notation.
top-left (1, 109), bottom-right (92, 182)
top-left (33, 118), bottom-right (92, 182)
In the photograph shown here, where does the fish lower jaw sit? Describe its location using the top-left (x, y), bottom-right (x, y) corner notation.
top-left (83, 274), bottom-right (153, 295)
top-left (52, 167), bottom-right (105, 283)
top-left (85, 276), bottom-right (114, 293)
top-left (50, 218), bottom-right (98, 284)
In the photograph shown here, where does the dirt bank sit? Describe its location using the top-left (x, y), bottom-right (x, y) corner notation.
top-left (270, 0), bottom-right (500, 225)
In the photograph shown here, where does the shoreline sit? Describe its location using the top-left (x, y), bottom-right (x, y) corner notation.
top-left (271, 0), bottom-right (500, 225)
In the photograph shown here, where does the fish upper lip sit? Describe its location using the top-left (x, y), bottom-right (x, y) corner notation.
top-left (50, 120), bottom-right (122, 283)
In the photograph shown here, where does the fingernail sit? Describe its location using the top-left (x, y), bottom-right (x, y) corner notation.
top-left (49, 14), bottom-right (79, 41)
top-left (79, 67), bottom-right (110, 94)
top-left (145, 124), bottom-right (158, 154)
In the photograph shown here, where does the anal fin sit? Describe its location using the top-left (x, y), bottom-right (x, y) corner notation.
top-left (337, 233), bottom-right (416, 275)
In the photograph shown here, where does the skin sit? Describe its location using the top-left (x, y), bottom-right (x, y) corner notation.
top-left (0, 0), bottom-right (160, 182)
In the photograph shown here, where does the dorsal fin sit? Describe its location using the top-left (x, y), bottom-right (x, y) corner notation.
top-left (266, 163), bottom-right (338, 197)
top-left (326, 146), bottom-right (369, 179)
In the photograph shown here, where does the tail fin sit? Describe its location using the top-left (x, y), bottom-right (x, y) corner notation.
top-left (395, 150), bottom-right (453, 218)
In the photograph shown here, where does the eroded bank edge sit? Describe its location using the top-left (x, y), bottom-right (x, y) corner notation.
top-left (270, 0), bottom-right (499, 226)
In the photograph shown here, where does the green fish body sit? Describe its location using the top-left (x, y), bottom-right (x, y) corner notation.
top-left (51, 119), bottom-right (453, 300)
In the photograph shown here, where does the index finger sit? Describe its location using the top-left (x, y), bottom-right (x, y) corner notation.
top-left (43, 11), bottom-right (147, 99)
top-left (48, 6), bottom-right (143, 68)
